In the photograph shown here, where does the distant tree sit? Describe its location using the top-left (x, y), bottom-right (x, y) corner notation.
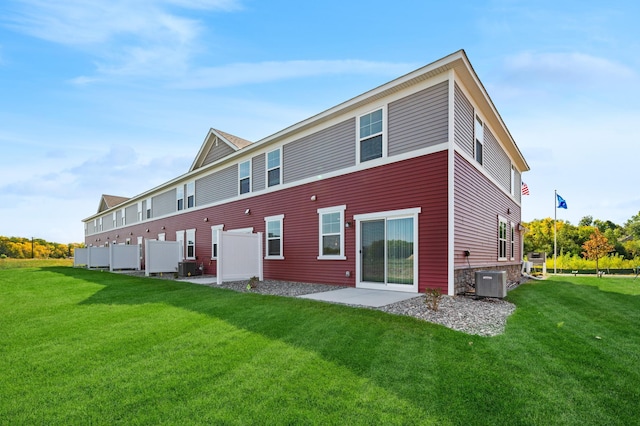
top-left (582, 229), bottom-right (614, 277)
top-left (625, 211), bottom-right (640, 239)
top-left (579, 215), bottom-right (593, 227)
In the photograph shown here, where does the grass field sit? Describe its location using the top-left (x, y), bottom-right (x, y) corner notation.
top-left (1, 266), bottom-right (639, 425)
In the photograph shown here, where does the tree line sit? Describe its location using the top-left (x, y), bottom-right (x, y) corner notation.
top-left (523, 211), bottom-right (640, 265)
top-left (0, 236), bottom-right (84, 259)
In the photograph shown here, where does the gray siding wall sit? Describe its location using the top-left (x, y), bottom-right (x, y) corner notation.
top-left (196, 164), bottom-right (238, 206)
top-left (454, 82), bottom-right (474, 157)
top-left (484, 128), bottom-right (511, 191)
top-left (125, 205), bottom-right (138, 224)
top-left (283, 118), bottom-right (355, 184)
top-left (454, 82), bottom-right (514, 195)
top-left (252, 153), bottom-right (265, 191)
top-left (153, 189), bottom-right (176, 217)
top-left (388, 81), bottom-right (448, 156)
top-left (202, 141), bottom-right (236, 167)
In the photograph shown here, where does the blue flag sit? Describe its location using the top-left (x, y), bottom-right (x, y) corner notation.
top-left (556, 193), bottom-right (568, 209)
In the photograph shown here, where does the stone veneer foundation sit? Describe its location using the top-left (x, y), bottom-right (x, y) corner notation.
top-left (454, 264), bottom-right (522, 295)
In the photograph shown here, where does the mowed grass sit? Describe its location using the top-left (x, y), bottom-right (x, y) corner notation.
top-left (1, 268), bottom-right (639, 425)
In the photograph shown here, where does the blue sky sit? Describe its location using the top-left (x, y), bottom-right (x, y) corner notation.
top-left (1, 0), bottom-right (638, 243)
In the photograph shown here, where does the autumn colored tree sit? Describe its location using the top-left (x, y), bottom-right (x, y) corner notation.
top-left (582, 229), bottom-right (614, 277)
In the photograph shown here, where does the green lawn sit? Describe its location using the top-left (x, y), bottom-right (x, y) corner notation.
top-left (1, 268), bottom-right (639, 425)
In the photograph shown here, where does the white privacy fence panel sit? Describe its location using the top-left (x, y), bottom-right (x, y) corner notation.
top-left (217, 231), bottom-right (263, 284)
top-left (74, 248), bottom-right (88, 267)
top-left (109, 244), bottom-right (141, 271)
top-left (145, 240), bottom-right (181, 276)
top-left (88, 246), bottom-right (110, 268)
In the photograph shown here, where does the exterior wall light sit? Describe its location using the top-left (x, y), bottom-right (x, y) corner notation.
top-left (203, 218), bottom-right (208, 222)
top-left (245, 209), bottom-right (251, 215)
top-left (345, 221), bottom-right (351, 228)
top-left (310, 195), bottom-right (317, 201)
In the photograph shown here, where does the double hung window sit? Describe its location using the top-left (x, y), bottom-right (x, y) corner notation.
top-left (475, 115), bottom-right (484, 165)
top-left (177, 185), bottom-right (184, 211)
top-left (267, 149), bottom-right (281, 187)
top-left (498, 216), bottom-right (508, 260)
top-left (146, 198), bottom-right (152, 219)
top-left (186, 182), bottom-right (195, 208)
top-left (358, 108), bottom-right (384, 163)
top-left (211, 225), bottom-right (223, 259)
top-left (510, 222), bottom-right (516, 260)
top-left (239, 160), bottom-right (251, 194)
top-left (186, 229), bottom-right (196, 259)
top-left (318, 205), bottom-right (346, 259)
top-left (264, 214), bottom-right (284, 259)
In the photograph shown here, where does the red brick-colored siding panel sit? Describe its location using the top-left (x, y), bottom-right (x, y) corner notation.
top-left (87, 151), bottom-right (449, 293)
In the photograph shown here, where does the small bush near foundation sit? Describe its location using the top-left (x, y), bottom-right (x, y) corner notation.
top-left (246, 276), bottom-right (259, 290)
top-left (424, 287), bottom-right (442, 311)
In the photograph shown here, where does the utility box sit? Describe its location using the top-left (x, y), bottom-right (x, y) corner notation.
top-left (475, 271), bottom-right (507, 298)
top-left (178, 262), bottom-right (197, 277)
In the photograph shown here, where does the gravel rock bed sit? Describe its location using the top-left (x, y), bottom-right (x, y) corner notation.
top-left (124, 273), bottom-right (517, 336)
top-left (378, 294), bottom-right (516, 337)
top-left (190, 278), bottom-right (517, 337)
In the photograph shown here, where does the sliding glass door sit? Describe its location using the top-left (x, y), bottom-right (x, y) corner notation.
top-left (357, 209), bottom-right (419, 292)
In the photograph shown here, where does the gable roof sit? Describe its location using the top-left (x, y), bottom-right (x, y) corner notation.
top-left (97, 194), bottom-right (130, 213)
top-left (84, 50), bottom-right (528, 222)
top-left (189, 128), bottom-right (253, 171)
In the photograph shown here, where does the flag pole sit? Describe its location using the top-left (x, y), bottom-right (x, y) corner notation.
top-left (554, 190), bottom-right (557, 274)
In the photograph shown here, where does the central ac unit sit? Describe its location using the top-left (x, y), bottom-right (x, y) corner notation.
top-left (178, 261), bottom-right (197, 277)
top-left (474, 271), bottom-right (507, 298)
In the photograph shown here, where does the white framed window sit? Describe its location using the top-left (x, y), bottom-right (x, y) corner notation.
top-left (267, 148), bottom-right (281, 187)
top-left (158, 233), bottom-right (166, 241)
top-left (186, 228), bottom-right (196, 260)
top-left (137, 202), bottom-right (142, 222)
top-left (357, 107), bottom-right (386, 163)
top-left (112, 212), bottom-right (117, 229)
top-left (510, 222), bottom-right (516, 260)
top-left (317, 205), bottom-right (346, 260)
top-left (264, 214), bottom-right (284, 259)
top-left (239, 160), bottom-right (251, 194)
top-left (186, 182), bottom-right (195, 208)
top-left (498, 216), bottom-right (508, 260)
top-left (176, 230), bottom-right (185, 260)
top-left (121, 208), bottom-right (126, 226)
top-left (146, 198), bottom-right (152, 219)
top-left (98, 217), bottom-right (103, 231)
top-left (177, 185), bottom-right (184, 211)
top-left (211, 224), bottom-right (224, 259)
top-left (475, 115), bottom-right (484, 165)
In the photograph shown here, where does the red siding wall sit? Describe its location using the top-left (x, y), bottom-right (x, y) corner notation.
top-left (87, 151), bottom-right (449, 293)
top-left (454, 152), bottom-right (521, 270)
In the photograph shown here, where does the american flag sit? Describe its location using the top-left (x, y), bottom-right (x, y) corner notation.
top-left (521, 182), bottom-right (530, 195)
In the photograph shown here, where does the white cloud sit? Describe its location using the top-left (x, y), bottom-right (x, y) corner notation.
top-left (503, 51), bottom-right (635, 86)
top-left (3, 0), bottom-right (240, 80)
top-left (174, 59), bottom-right (416, 89)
